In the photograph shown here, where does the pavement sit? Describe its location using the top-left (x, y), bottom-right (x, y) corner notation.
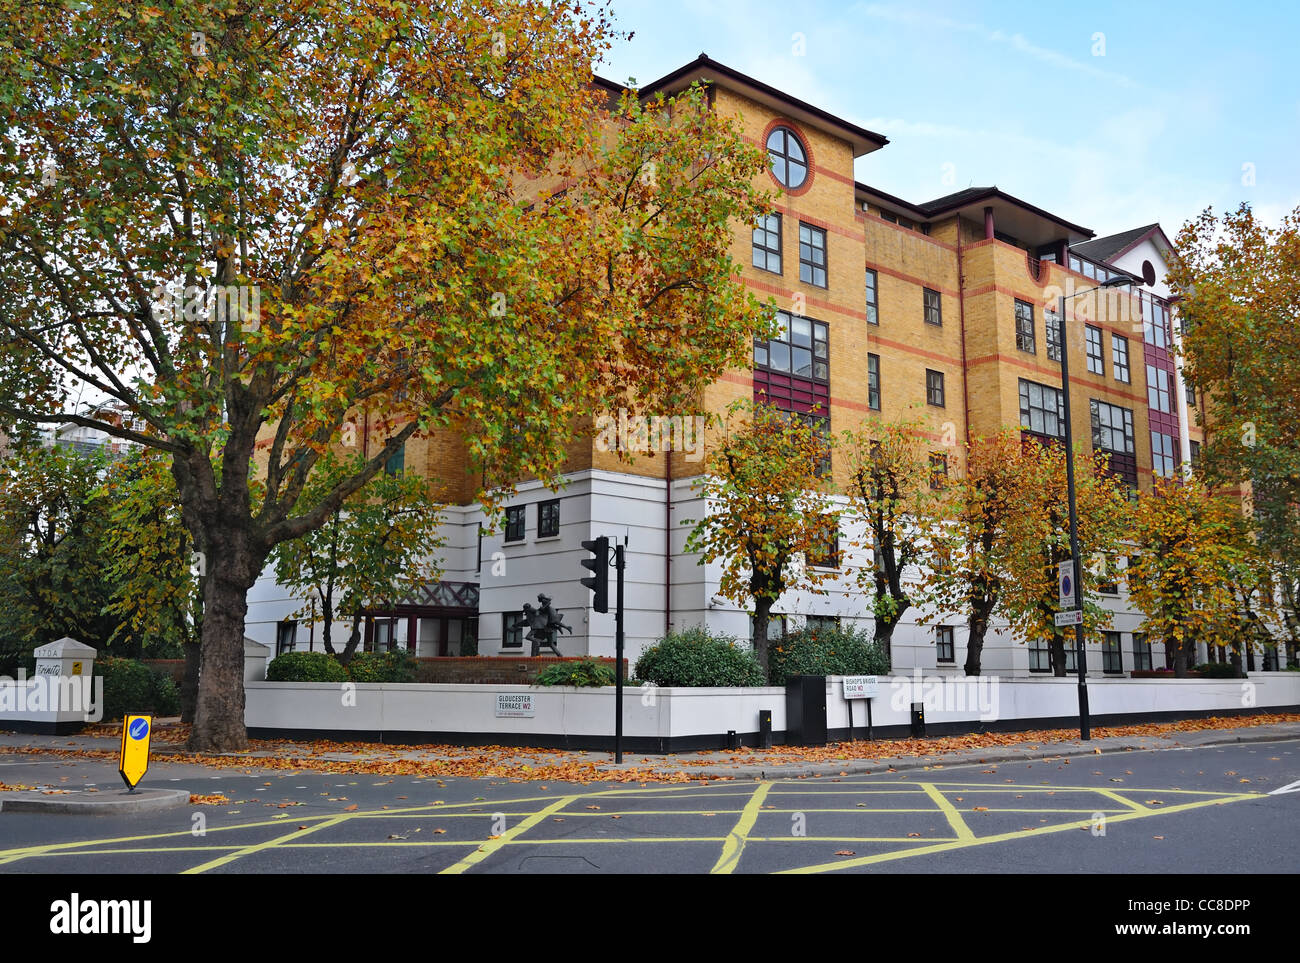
top-left (1, 718), bottom-right (1298, 801)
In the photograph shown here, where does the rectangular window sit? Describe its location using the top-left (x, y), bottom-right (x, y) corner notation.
top-left (929, 452), bottom-right (948, 491)
top-left (1019, 379), bottom-right (1066, 440)
top-left (752, 213), bottom-right (782, 275)
top-left (868, 354), bottom-right (881, 411)
top-left (865, 269), bottom-right (879, 325)
top-left (924, 288), bottom-right (942, 326)
top-left (384, 443), bottom-right (406, 476)
top-left (1015, 299), bottom-right (1035, 354)
top-left (799, 222), bottom-right (827, 288)
top-left (1146, 364), bottom-right (1172, 413)
top-left (1190, 439), bottom-right (1201, 470)
top-left (537, 499), bottom-right (560, 538)
top-left (1090, 400), bottom-right (1135, 454)
top-left (1143, 295), bottom-right (1169, 349)
top-left (1132, 632), bottom-right (1152, 671)
top-left (1069, 255), bottom-right (1082, 273)
top-left (1085, 325), bottom-right (1104, 375)
top-left (936, 626), bottom-right (955, 664)
top-left (503, 612), bottom-right (525, 649)
top-left (1112, 335), bottom-right (1131, 383)
top-left (754, 310), bottom-right (829, 383)
top-left (1102, 632), bottom-right (1123, 673)
top-left (504, 505), bottom-right (526, 543)
top-left (1091, 399), bottom-right (1137, 489)
top-left (808, 519), bottom-right (840, 569)
top-left (1045, 308), bottom-right (1062, 363)
top-left (1185, 380), bottom-right (1196, 406)
top-left (276, 620), bottom-right (297, 656)
top-left (1151, 431), bottom-right (1177, 478)
top-left (1028, 638), bottom-right (1050, 672)
top-left (373, 618), bottom-right (398, 653)
top-left (926, 369), bottom-right (945, 407)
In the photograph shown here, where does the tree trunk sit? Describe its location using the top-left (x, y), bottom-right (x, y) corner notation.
top-left (1172, 640), bottom-right (1190, 678)
top-left (340, 616), bottom-right (363, 664)
top-left (753, 595), bottom-right (773, 680)
top-left (187, 532), bottom-right (263, 752)
top-left (1229, 642), bottom-right (1244, 679)
top-left (965, 614), bottom-right (990, 677)
top-left (180, 638), bottom-right (200, 724)
top-left (873, 618), bottom-right (897, 670)
top-left (1049, 634), bottom-right (1067, 677)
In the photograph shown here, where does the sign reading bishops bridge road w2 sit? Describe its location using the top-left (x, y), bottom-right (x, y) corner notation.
top-left (119, 714), bottom-right (152, 791)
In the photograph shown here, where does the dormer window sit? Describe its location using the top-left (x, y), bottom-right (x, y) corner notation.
top-left (766, 126), bottom-right (807, 190)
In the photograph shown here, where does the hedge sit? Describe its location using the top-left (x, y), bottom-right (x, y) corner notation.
top-left (768, 623), bottom-right (890, 686)
top-left (94, 656), bottom-right (181, 720)
top-left (634, 627), bottom-right (766, 687)
top-left (346, 650), bottom-right (417, 683)
top-left (533, 658), bottom-right (616, 688)
top-left (265, 651), bottom-right (349, 683)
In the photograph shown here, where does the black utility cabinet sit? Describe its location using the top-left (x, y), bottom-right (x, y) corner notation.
top-left (784, 675), bottom-right (827, 746)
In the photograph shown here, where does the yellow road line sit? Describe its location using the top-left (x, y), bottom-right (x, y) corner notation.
top-left (1093, 789), bottom-right (1148, 813)
top-left (711, 782), bottom-right (772, 874)
top-left (920, 783), bottom-right (976, 842)
top-left (438, 795), bottom-right (576, 875)
top-left (779, 792), bottom-right (1260, 874)
top-left (182, 815), bottom-right (351, 874)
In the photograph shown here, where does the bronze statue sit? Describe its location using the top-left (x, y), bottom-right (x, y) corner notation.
top-left (522, 593), bottom-right (573, 656)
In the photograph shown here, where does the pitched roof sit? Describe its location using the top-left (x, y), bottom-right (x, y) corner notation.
top-left (1072, 224), bottom-right (1166, 264)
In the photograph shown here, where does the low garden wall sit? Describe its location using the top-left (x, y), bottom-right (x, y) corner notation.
top-left (244, 672), bottom-right (1300, 751)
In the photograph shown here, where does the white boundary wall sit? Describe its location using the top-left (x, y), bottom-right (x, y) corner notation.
top-left (245, 673), bottom-right (1300, 744)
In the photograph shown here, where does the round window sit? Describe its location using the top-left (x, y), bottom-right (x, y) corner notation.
top-left (766, 126), bottom-right (808, 189)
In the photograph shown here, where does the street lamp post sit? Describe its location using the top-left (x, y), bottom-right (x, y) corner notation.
top-left (1057, 275), bottom-right (1134, 741)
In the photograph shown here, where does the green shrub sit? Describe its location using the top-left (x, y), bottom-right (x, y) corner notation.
top-left (148, 670), bottom-right (181, 717)
top-left (0, 638), bottom-right (35, 679)
top-left (634, 626), bottom-right (766, 687)
top-left (768, 622), bottom-right (890, 685)
top-left (1193, 662), bottom-right (1239, 679)
top-left (534, 658), bottom-right (615, 688)
top-left (95, 657), bottom-right (157, 720)
top-left (347, 649), bottom-right (417, 683)
top-left (266, 651), bottom-right (349, 682)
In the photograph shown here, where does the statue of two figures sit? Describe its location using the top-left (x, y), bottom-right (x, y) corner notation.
top-left (521, 593), bottom-right (573, 657)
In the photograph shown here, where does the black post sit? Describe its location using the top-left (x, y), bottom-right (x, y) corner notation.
top-left (846, 698), bottom-right (854, 742)
top-left (866, 698), bottom-right (873, 742)
top-left (614, 541), bottom-right (625, 764)
top-left (1058, 293), bottom-right (1091, 740)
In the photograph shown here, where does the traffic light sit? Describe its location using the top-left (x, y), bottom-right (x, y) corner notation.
top-left (580, 536), bottom-right (609, 613)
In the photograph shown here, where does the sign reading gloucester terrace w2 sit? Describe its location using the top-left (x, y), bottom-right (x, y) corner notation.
top-left (495, 693), bottom-right (536, 718)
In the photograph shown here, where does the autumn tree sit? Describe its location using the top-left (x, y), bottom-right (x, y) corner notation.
top-left (1168, 203), bottom-right (1300, 667)
top-left (1128, 478), bottom-right (1275, 677)
top-left (271, 451), bottom-right (442, 663)
top-left (999, 439), bottom-right (1129, 677)
top-left (0, 440), bottom-right (116, 657)
top-left (841, 415), bottom-right (943, 657)
top-left (683, 401), bottom-right (839, 677)
top-left (920, 430), bottom-right (1031, 676)
top-left (101, 446), bottom-right (203, 718)
top-left (0, 2), bottom-right (770, 749)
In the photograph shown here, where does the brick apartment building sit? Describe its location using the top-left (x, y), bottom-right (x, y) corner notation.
top-left (246, 54), bottom-right (1216, 677)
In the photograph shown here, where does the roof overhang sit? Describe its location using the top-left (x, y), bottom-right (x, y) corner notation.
top-left (926, 188), bottom-right (1094, 246)
top-left (638, 55), bottom-right (889, 159)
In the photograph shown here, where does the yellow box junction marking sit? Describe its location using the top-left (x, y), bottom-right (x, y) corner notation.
top-left (439, 796), bottom-right (577, 875)
top-left (711, 782), bottom-right (772, 874)
top-left (118, 715), bottom-right (152, 790)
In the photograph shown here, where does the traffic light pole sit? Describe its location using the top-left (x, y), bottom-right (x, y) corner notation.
top-left (614, 542), bottom-right (625, 764)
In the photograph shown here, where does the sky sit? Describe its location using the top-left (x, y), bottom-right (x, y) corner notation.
top-left (601, 0), bottom-right (1300, 239)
